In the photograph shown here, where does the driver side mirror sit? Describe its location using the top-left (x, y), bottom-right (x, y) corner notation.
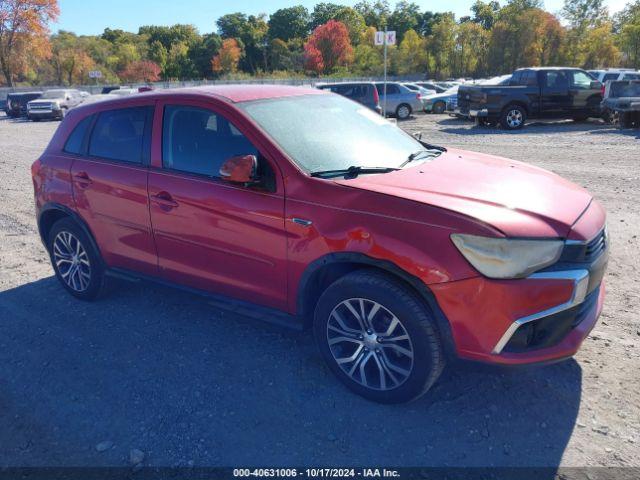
top-left (219, 155), bottom-right (258, 184)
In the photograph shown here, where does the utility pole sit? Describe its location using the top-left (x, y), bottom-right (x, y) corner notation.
top-left (383, 25), bottom-right (388, 118)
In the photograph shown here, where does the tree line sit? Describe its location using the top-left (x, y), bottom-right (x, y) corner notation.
top-left (1, 0), bottom-right (640, 87)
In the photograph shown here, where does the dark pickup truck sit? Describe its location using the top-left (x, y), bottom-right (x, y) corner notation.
top-left (457, 68), bottom-right (603, 130)
top-left (602, 80), bottom-right (640, 128)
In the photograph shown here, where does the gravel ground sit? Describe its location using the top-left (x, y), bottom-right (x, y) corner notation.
top-left (0, 112), bottom-right (638, 469)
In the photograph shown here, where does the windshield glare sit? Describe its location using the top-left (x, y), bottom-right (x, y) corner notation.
top-left (42, 91), bottom-right (66, 99)
top-left (240, 94), bottom-right (428, 174)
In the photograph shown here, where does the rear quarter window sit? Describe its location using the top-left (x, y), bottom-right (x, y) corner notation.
top-left (63, 115), bottom-right (94, 155)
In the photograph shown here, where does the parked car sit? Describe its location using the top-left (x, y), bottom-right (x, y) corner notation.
top-left (415, 82), bottom-right (446, 94)
top-left (461, 67), bottom-right (603, 130)
top-left (402, 83), bottom-right (436, 96)
top-left (455, 75), bottom-right (512, 118)
top-left (27, 89), bottom-right (84, 121)
top-left (588, 69), bottom-right (640, 84)
top-left (602, 80), bottom-right (640, 128)
top-left (423, 86), bottom-right (459, 114)
top-left (106, 88), bottom-right (140, 97)
top-left (316, 82), bottom-right (381, 114)
top-left (101, 85), bottom-right (121, 94)
top-left (375, 82), bottom-right (424, 119)
top-left (5, 91), bottom-right (43, 117)
top-left (32, 85), bottom-right (608, 403)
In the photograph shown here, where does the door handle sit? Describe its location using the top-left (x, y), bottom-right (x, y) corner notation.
top-left (150, 192), bottom-right (179, 210)
top-left (73, 172), bottom-right (92, 188)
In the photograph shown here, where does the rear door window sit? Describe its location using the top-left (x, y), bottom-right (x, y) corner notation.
top-left (88, 106), bottom-right (152, 164)
top-left (544, 71), bottom-right (569, 89)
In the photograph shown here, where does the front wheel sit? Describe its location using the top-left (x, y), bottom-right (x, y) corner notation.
top-left (313, 270), bottom-right (444, 404)
top-left (395, 104), bottom-right (411, 120)
top-left (500, 105), bottom-right (526, 130)
top-left (48, 218), bottom-right (106, 301)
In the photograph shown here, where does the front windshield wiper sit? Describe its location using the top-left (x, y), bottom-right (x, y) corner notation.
top-left (310, 165), bottom-right (400, 179)
top-left (399, 149), bottom-right (443, 168)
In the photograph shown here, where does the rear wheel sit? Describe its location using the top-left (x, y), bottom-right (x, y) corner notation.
top-left (432, 101), bottom-right (446, 114)
top-left (500, 105), bottom-right (526, 130)
top-left (313, 270), bottom-right (444, 404)
top-left (395, 103), bottom-right (411, 120)
top-left (48, 218), bottom-right (106, 301)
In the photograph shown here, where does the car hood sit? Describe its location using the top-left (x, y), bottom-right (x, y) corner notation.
top-left (334, 148), bottom-right (593, 238)
top-left (28, 99), bottom-right (60, 105)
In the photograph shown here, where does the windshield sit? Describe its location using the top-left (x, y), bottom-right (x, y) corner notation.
top-left (42, 90), bottom-right (66, 99)
top-left (239, 94), bottom-right (430, 174)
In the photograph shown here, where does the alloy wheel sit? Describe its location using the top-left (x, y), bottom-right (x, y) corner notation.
top-left (506, 109), bottom-right (523, 128)
top-left (397, 105), bottom-right (410, 119)
top-left (53, 231), bottom-right (91, 292)
top-left (326, 298), bottom-right (414, 391)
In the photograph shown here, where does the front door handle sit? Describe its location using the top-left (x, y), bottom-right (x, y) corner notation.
top-left (73, 172), bottom-right (92, 188)
top-left (150, 192), bottom-right (179, 210)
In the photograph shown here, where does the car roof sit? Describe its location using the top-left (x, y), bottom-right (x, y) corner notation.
top-left (8, 91), bottom-right (42, 96)
top-left (516, 67), bottom-right (584, 71)
top-left (153, 84), bottom-right (326, 103)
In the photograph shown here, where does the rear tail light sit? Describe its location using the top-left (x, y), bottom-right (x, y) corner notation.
top-left (601, 84), bottom-right (605, 96)
top-left (373, 86), bottom-right (380, 105)
top-left (416, 93), bottom-right (421, 100)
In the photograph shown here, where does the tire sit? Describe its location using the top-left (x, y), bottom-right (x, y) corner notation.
top-left (47, 217), bottom-right (106, 301)
top-left (395, 103), bottom-right (411, 120)
top-left (432, 101), bottom-right (446, 114)
top-left (313, 270), bottom-right (444, 404)
top-left (500, 104), bottom-right (526, 130)
top-left (619, 112), bottom-right (633, 129)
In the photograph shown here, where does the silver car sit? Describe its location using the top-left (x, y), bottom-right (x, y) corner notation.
top-left (375, 82), bottom-right (424, 119)
top-left (27, 89), bottom-right (84, 121)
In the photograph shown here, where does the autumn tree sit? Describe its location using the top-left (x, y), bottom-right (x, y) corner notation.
top-left (120, 60), bottom-right (161, 82)
top-left (304, 19), bottom-right (353, 74)
top-left (396, 29), bottom-right (426, 74)
top-left (617, 2), bottom-right (640, 68)
top-left (50, 31), bottom-right (96, 85)
top-left (0, 0), bottom-right (59, 86)
top-left (211, 38), bottom-right (242, 75)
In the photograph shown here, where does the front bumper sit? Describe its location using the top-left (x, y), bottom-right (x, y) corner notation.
top-left (28, 109), bottom-right (62, 119)
top-left (469, 108), bottom-right (489, 118)
top-left (430, 228), bottom-right (608, 366)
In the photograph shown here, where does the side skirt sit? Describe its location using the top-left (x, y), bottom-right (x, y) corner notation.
top-left (106, 268), bottom-right (304, 332)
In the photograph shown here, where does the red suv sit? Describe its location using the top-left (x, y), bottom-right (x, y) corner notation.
top-left (32, 86), bottom-right (608, 403)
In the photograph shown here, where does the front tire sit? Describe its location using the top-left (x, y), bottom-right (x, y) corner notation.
top-left (395, 103), bottom-right (411, 120)
top-left (313, 270), bottom-right (444, 404)
top-left (500, 105), bottom-right (526, 130)
top-left (48, 218), bottom-right (106, 301)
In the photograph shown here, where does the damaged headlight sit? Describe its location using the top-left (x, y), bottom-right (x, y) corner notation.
top-left (451, 234), bottom-right (564, 279)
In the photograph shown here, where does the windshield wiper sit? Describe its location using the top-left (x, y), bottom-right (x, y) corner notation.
top-left (399, 149), bottom-right (443, 168)
top-left (310, 165), bottom-right (400, 179)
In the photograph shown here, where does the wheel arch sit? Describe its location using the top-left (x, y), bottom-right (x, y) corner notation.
top-left (38, 203), bottom-right (103, 263)
top-left (296, 252), bottom-right (457, 358)
top-left (502, 101), bottom-right (528, 116)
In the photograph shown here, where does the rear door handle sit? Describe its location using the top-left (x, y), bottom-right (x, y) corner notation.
top-left (73, 172), bottom-right (92, 188)
top-left (150, 192), bottom-right (179, 210)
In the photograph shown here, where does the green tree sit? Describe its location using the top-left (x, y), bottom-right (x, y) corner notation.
top-left (396, 29), bottom-right (426, 74)
top-left (471, 0), bottom-right (500, 29)
top-left (387, 1), bottom-right (422, 42)
top-left (268, 6), bottom-right (310, 41)
top-left (427, 14), bottom-right (456, 78)
top-left (311, 3), bottom-right (345, 29)
top-left (353, 0), bottom-right (390, 28)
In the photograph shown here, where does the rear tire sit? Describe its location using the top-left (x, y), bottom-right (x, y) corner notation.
top-left (500, 105), bottom-right (526, 130)
top-left (47, 218), bottom-right (106, 301)
top-left (313, 270), bottom-right (444, 404)
top-left (432, 101), bottom-right (446, 114)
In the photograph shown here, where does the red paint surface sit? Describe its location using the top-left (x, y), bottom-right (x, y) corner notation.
top-left (33, 87), bottom-right (607, 365)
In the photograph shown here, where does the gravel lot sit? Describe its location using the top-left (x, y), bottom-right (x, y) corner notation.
top-left (0, 112), bottom-right (638, 470)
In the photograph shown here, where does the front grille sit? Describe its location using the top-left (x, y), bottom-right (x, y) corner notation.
top-left (558, 228), bottom-right (607, 264)
top-left (29, 103), bottom-right (52, 111)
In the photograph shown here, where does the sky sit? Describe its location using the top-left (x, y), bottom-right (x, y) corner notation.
top-left (55, 0), bottom-right (631, 36)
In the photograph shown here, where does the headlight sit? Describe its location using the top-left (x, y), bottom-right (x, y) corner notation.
top-left (451, 234), bottom-right (564, 279)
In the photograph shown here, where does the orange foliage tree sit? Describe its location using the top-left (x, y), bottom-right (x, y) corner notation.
top-left (0, 0), bottom-right (59, 86)
top-left (120, 60), bottom-right (162, 83)
top-left (211, 38), bottom-right (242, 75)
top-left (304, 19), bottom-right (353, 74)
